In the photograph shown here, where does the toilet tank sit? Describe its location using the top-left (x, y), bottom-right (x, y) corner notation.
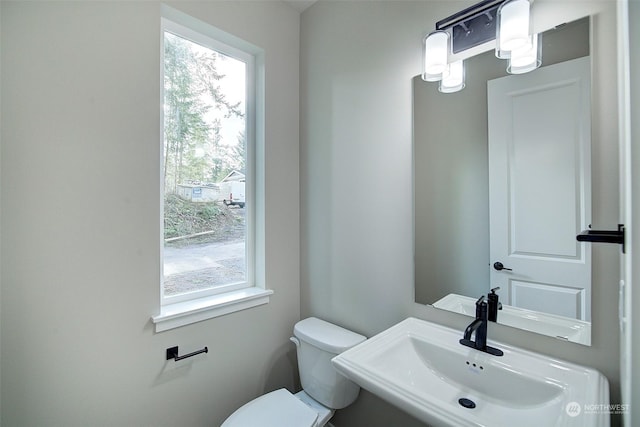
top-left (293, 317), bottom-right (366, 409)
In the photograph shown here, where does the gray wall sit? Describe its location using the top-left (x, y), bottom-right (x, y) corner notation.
top-left (301, 1), bottom-right (622, 426)
top-left (0, 1), bottom-right (300, 425)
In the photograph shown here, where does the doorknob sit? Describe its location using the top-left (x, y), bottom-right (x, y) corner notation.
top-left (493, 262), bottom-right (512, 271)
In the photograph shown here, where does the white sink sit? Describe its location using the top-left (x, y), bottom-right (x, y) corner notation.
top-left (433, 293), bottom-right (591, 345)
top-left (332, 318), bottom-right (609, 427)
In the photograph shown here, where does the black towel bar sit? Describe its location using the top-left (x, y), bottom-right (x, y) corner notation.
top-left (166, 346), bottom-right (208, 362)
top-left (576, 224), bottom-right (625, 253)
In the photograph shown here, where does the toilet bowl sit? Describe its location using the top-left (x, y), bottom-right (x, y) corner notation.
top-left (221, 317), bottom-right (366, 427)
top-left (221, 389), bottom-right (331, 427)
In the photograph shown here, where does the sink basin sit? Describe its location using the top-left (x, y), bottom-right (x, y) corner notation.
top-left (332, 318), bottom-right (609, 427)
top-left (433, 293), bottom-right (591, 345)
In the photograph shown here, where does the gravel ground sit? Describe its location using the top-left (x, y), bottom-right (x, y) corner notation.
top-left (163, 257), bottom-right (246, 295)
top-left (164, 206), bottom-right (246, 296)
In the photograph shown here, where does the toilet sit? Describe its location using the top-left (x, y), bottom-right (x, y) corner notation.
top-left (222, 317), bottom-right (366, 427)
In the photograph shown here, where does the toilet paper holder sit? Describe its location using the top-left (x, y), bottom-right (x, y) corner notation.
top-left (166, 345), bottom-right (208, 362)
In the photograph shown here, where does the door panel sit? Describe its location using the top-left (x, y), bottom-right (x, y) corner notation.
top-left (510, 279), bottom-right (585, 319)
top-left (488, 56), bottom-right (591, 321)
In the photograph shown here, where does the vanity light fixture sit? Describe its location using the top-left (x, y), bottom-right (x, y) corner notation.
top-left (421, 0), bottom-right (540, 93)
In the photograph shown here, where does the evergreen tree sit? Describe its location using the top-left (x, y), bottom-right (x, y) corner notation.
top-left (163, 32), bottom-right (246, 192)
top-left (164, 33), bottom-right (210, 192)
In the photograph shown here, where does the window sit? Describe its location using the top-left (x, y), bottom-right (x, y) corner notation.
top-left (153, 13), bottom-right (269, 332)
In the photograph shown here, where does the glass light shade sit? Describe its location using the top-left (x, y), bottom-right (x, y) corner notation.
top-left (496, 0), bottom-right (531, 53)
top-left (495, 47), bottom-right (511, 60)
top-left (423, 31), bottom-right (449, 78)
top-left (507, 33), bottom-right (541, 74)
top-left (422, 64), bottom-right (450, 82)
top-left (439, 60), bottom-right (465, 93)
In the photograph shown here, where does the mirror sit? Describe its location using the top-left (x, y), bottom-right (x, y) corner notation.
top-left (413, 17), bottom-right (617, 346)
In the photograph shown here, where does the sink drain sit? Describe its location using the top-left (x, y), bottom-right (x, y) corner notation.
top-left (458, 398), bottom-right (476, 409)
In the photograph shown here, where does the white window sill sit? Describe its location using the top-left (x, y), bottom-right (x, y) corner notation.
top-left (152, 287), bottom-right (273, 332)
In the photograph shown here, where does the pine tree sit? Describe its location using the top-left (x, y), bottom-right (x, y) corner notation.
top-left (163, 32), bottom-right (246, 193)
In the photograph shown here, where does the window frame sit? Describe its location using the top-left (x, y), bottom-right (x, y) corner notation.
top-left (153, 10), bottom-right (269, 332)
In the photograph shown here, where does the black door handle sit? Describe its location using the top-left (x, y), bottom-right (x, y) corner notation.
top-left (493, 262), bottom-right (512, 271)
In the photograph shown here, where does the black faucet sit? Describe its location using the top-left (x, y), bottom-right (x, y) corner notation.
top-left (460, 295), bottom-right (504, 356)
top-left (487, 287), bottom-right (502, 322)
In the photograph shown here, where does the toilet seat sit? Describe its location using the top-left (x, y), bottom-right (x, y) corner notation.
top-left (221, 388), bottom-right (318, 427)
